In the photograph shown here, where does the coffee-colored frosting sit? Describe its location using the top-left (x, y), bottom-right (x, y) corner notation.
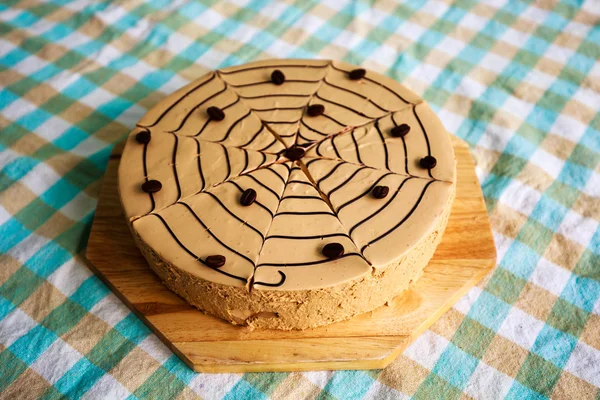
top-left (119, 58), bottom-right (456, 295)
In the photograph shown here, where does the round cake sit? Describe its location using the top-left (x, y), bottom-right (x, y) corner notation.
top-left (118, 59), bottom-right (456, 330)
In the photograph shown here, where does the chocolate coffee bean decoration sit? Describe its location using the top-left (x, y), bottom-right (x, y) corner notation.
top-left (391, 124), bottom-right (410, 137)
top-left (240, 188), bottom-right (257, 206)
top-left (307, 104), bottom-right (325, 117)
top-left (141, 180), bottom-right (162, 193)
top-left (372, 185), bottom-right (390, 199)
top-left (420, 155), bottom-right (437, 169)
top-left (271, 69), bottom-right (285, 85)
top-left (348, 68), bottom-right (366, 80)
top-left (135, 130), bottom-right (151, 144)
top-left (205, 255), bottom-right (226, 268)
top-left (284, 146), bottom-right (305, 161)
top-left (207, 106), bottom-right (225, 121)
top-left (322, 243), bottom-right (344, 259)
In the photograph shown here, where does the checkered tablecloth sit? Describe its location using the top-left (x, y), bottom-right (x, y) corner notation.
top-left (1, 0), bottom-right (599, 398)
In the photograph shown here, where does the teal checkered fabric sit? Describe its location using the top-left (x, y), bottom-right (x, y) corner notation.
top-left (1, 0), bottom-right (599, 398)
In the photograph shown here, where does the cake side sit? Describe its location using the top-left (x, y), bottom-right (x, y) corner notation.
top-left (132, 183), bottom-right (454, 330)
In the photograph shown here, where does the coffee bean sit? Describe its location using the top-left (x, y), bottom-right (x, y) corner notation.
top-left (135, 130), bottom-right (151, 144)
top-left (205, 255), bottom-right (226, 268)
top-left (307, 104), bottom-right (325, 117)
top-left (207, 106), bottom-right (225, 121)
top-left (271, 69), bottom-right (285, 85)
top-left (322, 242), bottom-right (344, 259)
top-left (420, 155), bottom-right (437, 169)
top-left (390, 124), bottom-right (410, 137)
top-left (141, 180), bottom-right (162, 193)
top-left (348, 68), bottom-right (366, 80)
top-left (372, 185), bottom-right (390, 199)
top-left (240, 188), bottom-right (257, 206)
top-left (284, 146), bottom-right (305, 161)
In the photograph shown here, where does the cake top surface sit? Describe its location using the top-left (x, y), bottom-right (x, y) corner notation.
top-left (118, 59), bottom-right (456, 291)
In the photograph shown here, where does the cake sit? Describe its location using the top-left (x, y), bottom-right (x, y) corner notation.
top-left (118, 59), bottom-right (456, 330)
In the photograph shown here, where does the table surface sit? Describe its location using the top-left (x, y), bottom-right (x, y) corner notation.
top-left (0, 0), bottom-right (598, 399)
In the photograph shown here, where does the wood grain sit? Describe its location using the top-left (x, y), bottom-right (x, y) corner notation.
top-left (86, 135), bottom-right (496, 372)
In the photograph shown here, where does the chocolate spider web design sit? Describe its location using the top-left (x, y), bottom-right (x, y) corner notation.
top-left (128, 61), bottom-right (444, 288)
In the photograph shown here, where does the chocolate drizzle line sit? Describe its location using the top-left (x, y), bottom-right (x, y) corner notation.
top-left (238, 125), bottom-right (270, 149)
top-left (266, 232), bottom-right (349, 241)
top-left (178, 202), bottom-right (256, 267)
top-left (374, 119), bottom-right (391, 172)
top-left (241, 148), bottom-right (250, 175)
top-left (261, 166), bottom-right (287, 185)
top-left (350, 129), bottom-right (363, 164)
top-left (222, 145), bottom-right (232, 182)
top-left (287, 180), bottom-right (314, 186)
top-left (172, 134), bottom-right (181, 202)
top-left (360, 180), bottom-right (436, 254)
top-left (262, 119), bottom-right (302, 125)
top-left (228, 79), bottom-right (321, 88)
top-left (215, 110), bottom-right (251, 142)
top-left (330, 63), bottom-right (410, 104)
top-left (321, 78), bottom-right (390, 113)
top-left (226, 181), bottom-right (274, 218)
top-left (277, 210), bottom-right (336, 216)
top-left (328, 166), bottom-right (369, 198)
top-left (238, 93), bottom-right (311, 100)
top-left (257, 253), bottom-right (362, 268)
top-left (252, 106), bottom-right (306, 112)
top-left (168, 82), bottom-right (228, 133)
top-left (195, 139), bottom-right (206, 192)
top-left (243, 174), bottom-right (281, 199)
top-left (202, 192), bottom-right (265, 240)
top-left (390, 113), bottom-right (410, 176)
top-left (191, 98), bottom-right (239, 136)
top-left (331, 133), bottom-right (342, 159)
top-left (138, 72), bottom-right (217, 129)
top-left (314, 92), bottom-right (380, 119)
top-left (349, 177), bottom-right (412, 237)
top-left (140, 129), bottom-right (156, 213)
top-left (253, 271), bottom-right (286, 287)
top-left (280, 195), bottom-right (323, 201)
top-left (336, 172), bottom-right (395, 213)
top-left (219, 63), bottom-right (329, 75)
top-left (318, 112), bottom-right (347, 127)
top-left (150, 214), bottom-right (248, 283)
top-left (412, 105), bottom-right (434, 179)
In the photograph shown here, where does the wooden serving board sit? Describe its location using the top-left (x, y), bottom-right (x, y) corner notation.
top-left (86, 135), bottom-right (496, 373)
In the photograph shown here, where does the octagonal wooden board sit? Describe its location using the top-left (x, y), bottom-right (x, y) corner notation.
top-left (85, 135), bottom-right (496, 373)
